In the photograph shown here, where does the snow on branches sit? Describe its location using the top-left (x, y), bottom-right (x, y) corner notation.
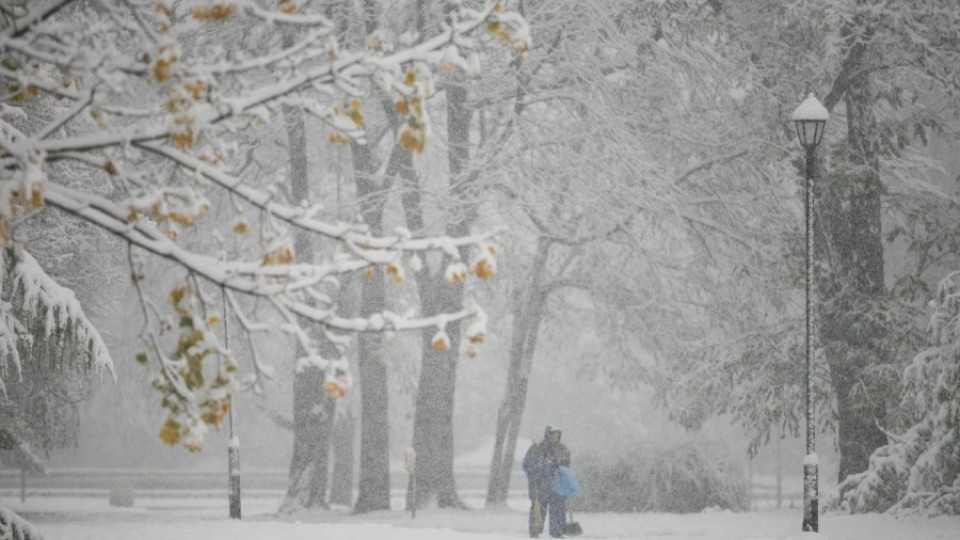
top-left (840, 271), bottom-right (960, 516)
top-left (0, 1), bottom-right (527, 450)
top-left (0, 244), bottom-right (113, 399)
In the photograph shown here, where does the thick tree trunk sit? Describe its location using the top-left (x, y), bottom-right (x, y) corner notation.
top-left (395, 77), bottom-right (473, 509)
top-left (329, 404), bottom-right (356, 506)
top-left (404, 77), bottom-right (475, 509)
top-left (351, 142), bottom-right (394, 513)
top-left (410, 275), bottom-right (466, 509)
top-left (486, 240), bottom-right (550, 506)
top-left (282, 366), bottom-right (337, 511)
top-left (279, 83), bottom-right (339, 513)
top-left (818, 59), bottom-right (888, 485)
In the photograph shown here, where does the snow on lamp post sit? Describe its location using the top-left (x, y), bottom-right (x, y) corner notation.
top-left (792, 93), bottom-right (828, 533)
top-left (222, 295), bottom-right (241, 520)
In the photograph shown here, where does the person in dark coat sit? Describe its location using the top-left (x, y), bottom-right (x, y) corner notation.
top-left (523, 426), bottom-right (572, 538)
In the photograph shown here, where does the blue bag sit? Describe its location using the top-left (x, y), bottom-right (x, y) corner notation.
top-left (553, 465), bottom-right (581, 498)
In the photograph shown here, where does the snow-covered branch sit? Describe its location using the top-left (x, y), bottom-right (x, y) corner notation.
top-left (0, 0), bottom-right (525, 450)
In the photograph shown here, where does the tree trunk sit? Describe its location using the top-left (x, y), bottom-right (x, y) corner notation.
top-left (279, 81), bottom-right (339, 513)
top-left (486, 239), bottom-right (550, 506)
top-left (329, 403), bottom-right (356, 506)
top-left (282, 365), bottom-right (337, 511)
top-left (818, 53), bottom-right (889, 485)
top-left (410, 274), bottom-right (466, 509)
top-left (351, 140), bottom-right (394, 513)
top-left (404, 74), bottom-right (476, 509)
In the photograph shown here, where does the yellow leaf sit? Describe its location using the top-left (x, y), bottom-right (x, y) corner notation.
top-left (168, 212), bottom-right (194, 226)
top-left (399, 127), bottom-right (425, 153)
top-left (159, 418), bottom-right (181, 446)
top-left (347, 108), bottom-right (364, 128)
top-left (183, 79), bottom-right (205, 100)
top-left (395, 99), bottom-right (409, 116)
top-left (170, 287), bottom-right (185, 307)
top-left (232, 221), bottom-right (248, 234)
top-left (194, 3), bottom-right (236, 20)
top-left (208, 315), bottom-right (221, 326)
top-left (30, 188), bottom-right (42, 209)
top-left (152, 57), bottom-right (175, 83)
top-left (263, 246), bottom-right (294, 266)
top-left (171, 131), bottom-right (195, 149)
top-left (329, 132), bottom-right (352, 144)
top-left (387, 265), bottom-right (403, 284)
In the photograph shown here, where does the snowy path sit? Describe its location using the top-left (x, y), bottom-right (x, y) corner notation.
top-left (2, 495), bottom-right (958, 540)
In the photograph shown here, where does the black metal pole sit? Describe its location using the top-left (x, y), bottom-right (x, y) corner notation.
top-left (224, 288), bottom-right (241, 520)
top-left (802, 144), bottom-right (819, 533)
top-left (228, 405), bottom-right (241, 519)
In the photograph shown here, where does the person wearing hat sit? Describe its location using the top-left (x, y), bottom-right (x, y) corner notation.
top-left (523, 425), bottom-right (571, 538)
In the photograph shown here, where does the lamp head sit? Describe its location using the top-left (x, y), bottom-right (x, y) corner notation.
top-left (792, 93), bottom-right (829, 148)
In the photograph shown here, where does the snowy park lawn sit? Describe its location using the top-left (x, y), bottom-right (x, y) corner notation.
top-left (2, 495), bottom-right (959, 540)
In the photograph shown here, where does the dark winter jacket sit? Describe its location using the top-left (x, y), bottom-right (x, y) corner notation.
top-left (522, 426), bottom-right (572, 500)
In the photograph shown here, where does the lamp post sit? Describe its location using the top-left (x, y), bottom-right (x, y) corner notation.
top-left (223, 292), bottom-right (241, 520)
top-left (792, 93), bottom-right (828, 533)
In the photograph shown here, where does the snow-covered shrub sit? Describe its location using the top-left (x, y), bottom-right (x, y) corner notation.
top-left (577, 453), bottom-right (646, 512)
top-left (840, 272), bottom-right (960, 515)
top-left (109, 482), bottom-right (135, 507)
top-left (576, 439), bottom-right (748, 513)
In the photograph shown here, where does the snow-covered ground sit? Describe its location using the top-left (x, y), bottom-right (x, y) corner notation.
top-left (2, 494), bottom-right (958, 540)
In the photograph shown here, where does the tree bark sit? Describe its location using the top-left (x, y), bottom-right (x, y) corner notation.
top-left (818, 46), bottom-right (889, 485)
top-left (486, 239), bottom-right (550, 506)
top-left (396, 74), bottom-right (475, 509)
top-left (280, 95), bottom-right (338, 512)
top-left (329, 404), bottom-right (356, 506)
top-left (351, 140), bottom-right (395, 513)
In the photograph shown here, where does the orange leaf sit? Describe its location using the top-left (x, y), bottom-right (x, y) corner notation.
top-left (432, 335), bottom-right (449, 352)
top-left (324, 380), bottom-right (347, 398)
top-left (472, 259), bottom-right (495, 280)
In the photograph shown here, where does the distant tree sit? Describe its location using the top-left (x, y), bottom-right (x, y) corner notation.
top-left (0, 244), bottom-right (112, 456)
top-left (646, 0), bottom-right (960, 487)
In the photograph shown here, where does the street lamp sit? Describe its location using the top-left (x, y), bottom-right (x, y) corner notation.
top-left (792, 93), bottom-right (828, 533)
